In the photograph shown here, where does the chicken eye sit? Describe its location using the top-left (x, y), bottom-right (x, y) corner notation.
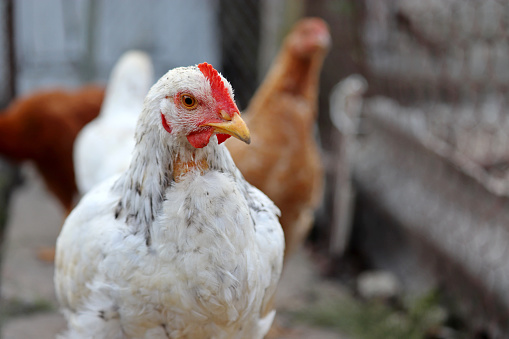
top-left (180, 94), bottom-right (198, 110)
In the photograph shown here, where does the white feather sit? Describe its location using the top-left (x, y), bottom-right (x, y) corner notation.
top-left (74, 50), bottom-right (154, 194)
top-left (56, 64), bottom-right (284, 339)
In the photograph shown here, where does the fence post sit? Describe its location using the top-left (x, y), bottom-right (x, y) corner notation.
top-left (0, 0), bottom-right (20, 335)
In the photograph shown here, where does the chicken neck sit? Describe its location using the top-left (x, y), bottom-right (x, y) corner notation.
top-left (113, 117), bottom-right (237, 243)
top-left (263, 50), bottom-right (326, 101)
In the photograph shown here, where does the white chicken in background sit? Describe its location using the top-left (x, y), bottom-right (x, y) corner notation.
top-left (74, 50), bottom-right (154, 194)
top-left (55, 62), bottom-right (284, 339)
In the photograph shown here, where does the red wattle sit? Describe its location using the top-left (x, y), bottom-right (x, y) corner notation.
top-left (216, 134), bottom-right (231, 144)
top-left (187, 128), bottom-right (214, 148)
top-left (161, 113), bottom-right (172, 133)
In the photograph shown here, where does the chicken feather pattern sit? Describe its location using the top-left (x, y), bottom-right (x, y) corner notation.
top-left (226, 18), bottom-right (330, 260)
top-left (55, 64), bottom-right (284, 339)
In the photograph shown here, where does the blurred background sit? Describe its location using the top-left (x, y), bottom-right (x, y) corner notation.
top-left (1, 0), bottom-right (509, 338)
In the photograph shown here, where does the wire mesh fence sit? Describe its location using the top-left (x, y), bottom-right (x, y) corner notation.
top-left (363, 0), bottom-right (509, 179)
top-left (336, 0), bottom-right (509, 335)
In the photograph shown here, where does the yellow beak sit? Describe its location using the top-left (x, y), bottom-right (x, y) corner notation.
top-left (203, 113), bottom-right (251, 144)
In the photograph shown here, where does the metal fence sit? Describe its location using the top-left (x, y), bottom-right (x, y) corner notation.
top-left (364, 0), bottom-right (509, 176)
top-left (338, 0), bottom-right (509, 336)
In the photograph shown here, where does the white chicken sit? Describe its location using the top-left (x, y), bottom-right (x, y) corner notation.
top-left (74, 50), bottom-right (154, 194)
top-left (55, 62), bottom-right (284, 339)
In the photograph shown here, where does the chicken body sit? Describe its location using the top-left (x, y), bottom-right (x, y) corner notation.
top-left (55, 63), bottom-right (284, 339)
top-left (74, 51), bottom-right (154, 194)
top-left (227, 18), bottom-right (330, 258)
top-left (0, 87), bottom-right (104, 212)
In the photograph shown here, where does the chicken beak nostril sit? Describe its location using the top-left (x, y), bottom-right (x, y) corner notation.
top-left (202, 113), bottom-right (251, 144)
top-left (220, 110), bottom-right (232, 121)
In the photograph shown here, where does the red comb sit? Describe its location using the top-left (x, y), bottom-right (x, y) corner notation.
top-left (198, 62), bottom-right (237, 116)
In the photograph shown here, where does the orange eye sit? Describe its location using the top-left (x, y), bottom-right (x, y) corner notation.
top-left (180, 93), bottom-right (198, 110)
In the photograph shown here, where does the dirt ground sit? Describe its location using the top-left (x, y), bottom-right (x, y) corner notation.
top-left (1, 164), bottom-right (349, 339)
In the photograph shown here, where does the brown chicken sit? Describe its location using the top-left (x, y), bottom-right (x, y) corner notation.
top-left (226, 17), bottom-right (330, 260)
top-left (0, 86), bottom-right (105, 214)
